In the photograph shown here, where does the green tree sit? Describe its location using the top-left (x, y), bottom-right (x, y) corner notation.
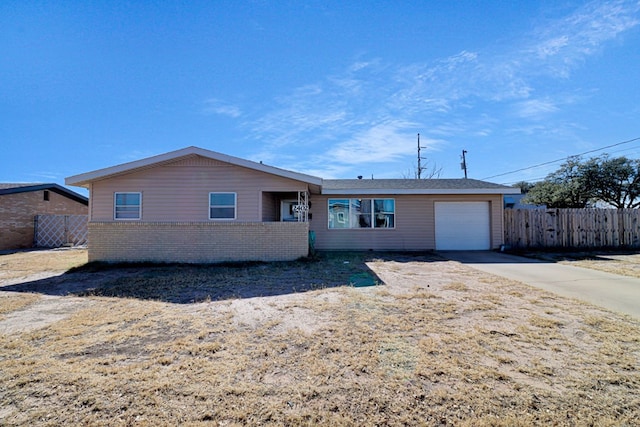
top-left (511, 181), bottom-right (535, 194)
top-left (524, 156), bottom-right (592, 208)
top-left (579, 155), bottom-right (640, 208)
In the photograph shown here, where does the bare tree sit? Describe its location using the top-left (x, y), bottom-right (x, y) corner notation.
top-left (402, 162), bottom-right (443, 179)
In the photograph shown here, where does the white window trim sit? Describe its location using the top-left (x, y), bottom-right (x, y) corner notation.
top-left (328, 198), bottom-right (395, 229)
top-left (114, 192), bottom-right (142, 220)
top-left (209, 192), bottom-right (237, 220)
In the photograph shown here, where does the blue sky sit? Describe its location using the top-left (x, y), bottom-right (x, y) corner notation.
top-left (2, 0), bottom-right (639, 195)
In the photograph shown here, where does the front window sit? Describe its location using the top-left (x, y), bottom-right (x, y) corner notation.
top-left (328, 198), bottom-right (395, 229)
top-left (373, 199), bottom-right (395, 228)
top-left (114, 192), bottom-right (141, 220)
top-left (209, 192), bottom-right (236, 219)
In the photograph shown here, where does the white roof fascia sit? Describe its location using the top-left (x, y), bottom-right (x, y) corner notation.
top-left (66, 146), bottom-right (323, 187)
top-left (321, 188), bottom-right (521, 195)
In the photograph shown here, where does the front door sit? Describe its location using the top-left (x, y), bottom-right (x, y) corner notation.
top-left (281, 200), bottom-right (299, 221)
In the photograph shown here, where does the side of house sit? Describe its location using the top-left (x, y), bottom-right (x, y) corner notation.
top-left (310, 193), bottom-right (505, 251)
top-left (0, 184), bottom-right (89, 250)
top-left (309, 179), bottom-right (512, 251)
top-left (66, 147), bottom-right (322, 263)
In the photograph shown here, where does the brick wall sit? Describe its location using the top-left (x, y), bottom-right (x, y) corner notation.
top-left (88, 221), bottom-right (310, 263)
top-left (0, 191), bottom-right (88, 250)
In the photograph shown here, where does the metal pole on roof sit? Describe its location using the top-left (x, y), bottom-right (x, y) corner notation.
top-left (461, 149), bottom-right (468, 179)
top-left (417, 134), bottom-right (421, 179)
top-left (417, 133), bottom-right (427, 179)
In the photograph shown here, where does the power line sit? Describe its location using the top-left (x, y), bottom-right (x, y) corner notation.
top-left (499, 176), bottom-right (547, 186)
top-left (498, 142), bottom-right (640, 185)
top-left (482, 136), bottom-right (640, 180)
top-left (498, 144), bottom-right (640, 185)
top-left (602, 144), bottom-right (640, 157)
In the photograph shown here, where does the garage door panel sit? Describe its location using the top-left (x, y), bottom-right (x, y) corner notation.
top-left (435, 202), bottom-right (490, 250)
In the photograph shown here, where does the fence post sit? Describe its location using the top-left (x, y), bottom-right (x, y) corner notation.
top-left (33, 215), bottom-right (39, 247)
top-left (64, 215), bottom-right (69, 246)
top-left (546, 209), bottom-right (557, 247)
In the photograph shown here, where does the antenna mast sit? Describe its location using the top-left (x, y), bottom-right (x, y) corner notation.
top-left (461, 149), bottom-right (468, 179)
top-left (417, 133), bottom-right (427, 179)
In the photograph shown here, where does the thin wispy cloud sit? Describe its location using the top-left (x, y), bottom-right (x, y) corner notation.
top-left (523, 0), bottom-right (640, 77)
top-left (516, 99), bottom-right (560, 119)
top-left (329, 121), bottom-right (420, 165)
top-left (28, 171), bottom-right (62, 181)
top-left (212, 0), bottom-right (640, 178)
top-left (534, 36), bottom-right (570, 60)
top-left (202, 98), bottom-right (242, 118)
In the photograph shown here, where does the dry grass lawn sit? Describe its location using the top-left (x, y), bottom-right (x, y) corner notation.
top-left (0, 248), bottom-right (87, 283)
top-left (1, 248), bottom-right (639, 426)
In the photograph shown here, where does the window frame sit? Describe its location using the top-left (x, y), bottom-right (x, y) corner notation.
top-left (209, 192), bottom-right (237, 220)
top-left (373, 199), bottom-right (396, 229)
top-left (328, 198), bottom-right (395, 229)
top-left (114, 192), bottom-right (142, 220)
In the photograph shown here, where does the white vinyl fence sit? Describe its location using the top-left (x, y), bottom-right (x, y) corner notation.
top-left (34, 214), bottom-right (88, 248)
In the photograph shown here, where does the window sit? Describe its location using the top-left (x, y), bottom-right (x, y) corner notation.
top-left (43, 190), bottom-right (50, 201)
top-left (373, 199), bottom-right (395, 228)
top-left (114, 192), bottom-right (141, 220)
top-left (209, 192), bottom-right (236, 220)
top-left (328, 198), bottom-right (395, 229)
top-left (328, 199), bottom-right (350, 229)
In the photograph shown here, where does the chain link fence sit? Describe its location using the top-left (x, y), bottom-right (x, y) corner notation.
top-left (34, 215), bottom-right (88, 248)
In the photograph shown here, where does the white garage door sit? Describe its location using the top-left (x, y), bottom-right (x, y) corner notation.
top-left (435, 202), bottom-right (491, 250)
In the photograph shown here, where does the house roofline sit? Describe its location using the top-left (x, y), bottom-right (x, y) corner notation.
top-left (321, 188), bottom-right (522, 195)
top-left (65, 146), bottom-right (323, 187)
top-left (0, 183), bottom-right (88, 205)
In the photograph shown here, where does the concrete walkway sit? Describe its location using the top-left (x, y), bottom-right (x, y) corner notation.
top-left (439, 251), bottom-right (640, 319)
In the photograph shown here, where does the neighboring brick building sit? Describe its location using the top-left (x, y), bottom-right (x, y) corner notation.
top-left (0, 183), bottom-right (89, 250)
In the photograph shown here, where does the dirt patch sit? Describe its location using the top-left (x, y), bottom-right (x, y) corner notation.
top-left (0, 248), bottom-right (92, 333)
top-left (1, 249), bottom-right (639, 425)
top-left (0, 295), bottom-right (95, 334)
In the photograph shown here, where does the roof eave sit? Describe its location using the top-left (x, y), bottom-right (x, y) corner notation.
top-left (321, 188), bottom-right (522, 195)
top-left (65, 146), bottom-right (323, 187)
top-left (0, 183), bottom-right (88, 204)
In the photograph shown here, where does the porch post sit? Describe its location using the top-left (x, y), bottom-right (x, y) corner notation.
top-left (296, 191), bottom-right (309, 222)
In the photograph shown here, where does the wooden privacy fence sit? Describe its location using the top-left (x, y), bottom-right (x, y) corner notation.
top-left (504, 208), bottom-right (640, 249)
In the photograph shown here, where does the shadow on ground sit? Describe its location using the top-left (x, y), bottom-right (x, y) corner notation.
top-left (512, 249), bottom-right (640, 263)
top-left (439, 249), bottom-right (640, 266)
top-left (1, 251), bottom-right (441, 304)
top-left (437, 250), bottom-right (552, 264)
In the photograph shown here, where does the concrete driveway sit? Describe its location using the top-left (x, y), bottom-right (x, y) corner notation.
top-left (439, 251), bottom-right (640, 319)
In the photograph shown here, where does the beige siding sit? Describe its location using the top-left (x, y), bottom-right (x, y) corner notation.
top-left (88, 221), bottom-right (309, 263)
top-left (89, 155), bottom-right (309, 222)
top-left (0, 191), bottom-right (88, 250)
top-left (262, 192), bottom-right (277, 221)
top-left (309, 194), bottom-right (504, 251)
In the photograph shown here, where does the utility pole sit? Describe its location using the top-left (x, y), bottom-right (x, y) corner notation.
top-left (417, 133), bottom-right (426, 179)
top-left (461, 149), bottom-right (468, 179)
